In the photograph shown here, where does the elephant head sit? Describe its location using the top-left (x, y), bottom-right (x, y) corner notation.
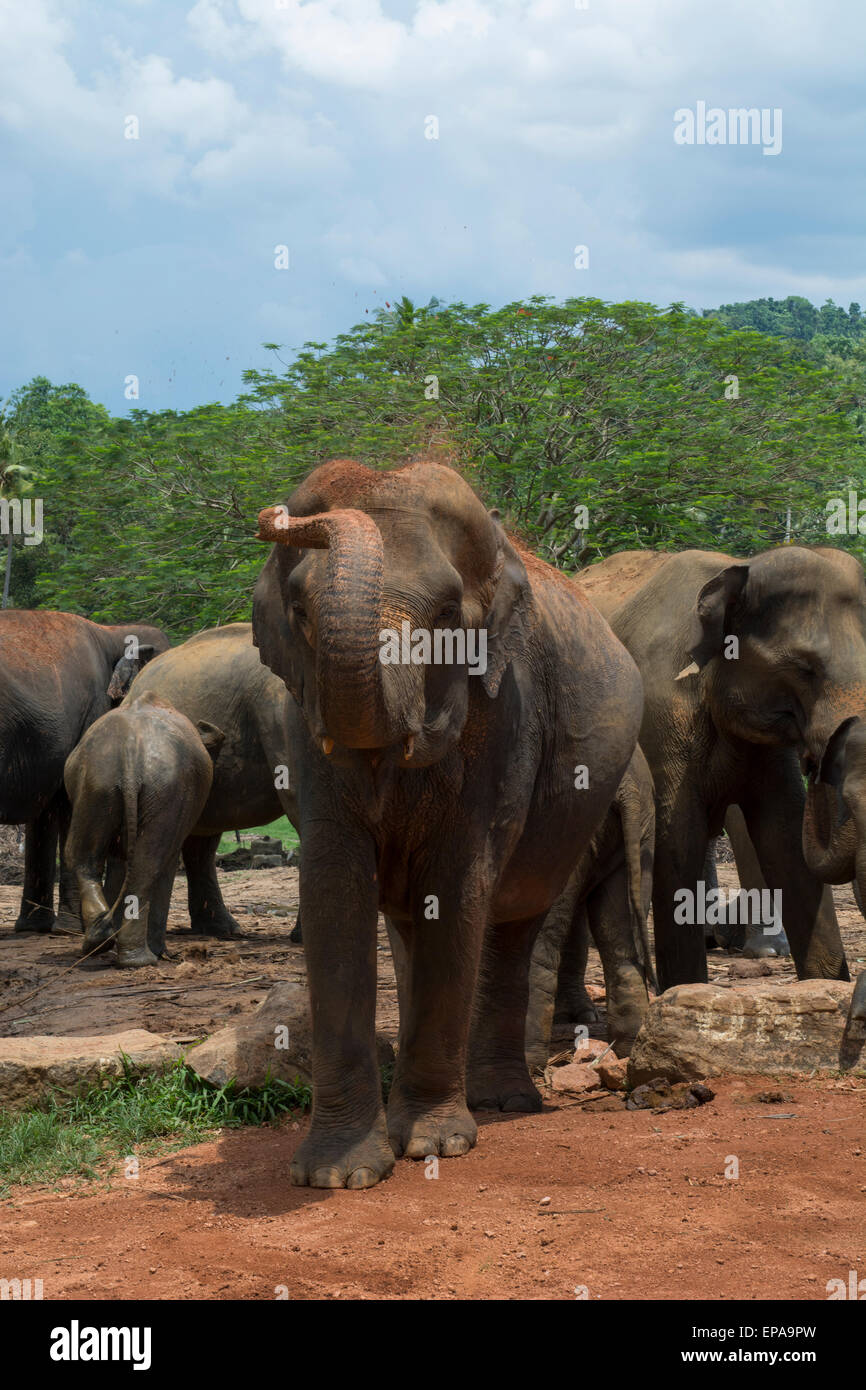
top-left (680, 546), bottom-right (866, 765)
top-left (803, 716), bottom-right (866, 908)
top-left (252, 458), bottom-right (530, 766)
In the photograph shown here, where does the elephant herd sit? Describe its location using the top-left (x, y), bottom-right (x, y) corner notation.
top-left (2, 456), bottom-right (865, 1190)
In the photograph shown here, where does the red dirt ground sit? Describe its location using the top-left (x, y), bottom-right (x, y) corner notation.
top-left (1, 858), bottom-right (865, 1300)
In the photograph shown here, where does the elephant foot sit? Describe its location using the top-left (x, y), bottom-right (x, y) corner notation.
top-left (466, 1063), bottom-right (542, 1113)
top-left (117, 944), bottom-right (159, 968)
top-left (14, 906), bottom-right (55, 934)
top-left (742, 925), bottom-right (790, 959)
top-left (387, 1092), bottom-right (478, 1159)
top-left (189, 909), bottom-right (243, 939)
top-left (52, 909), bottom-right (83, 936)
top-left (290, 1118), bottom-right (395, 1189)
top-left (553, 1001), bottom-right (599, 1033)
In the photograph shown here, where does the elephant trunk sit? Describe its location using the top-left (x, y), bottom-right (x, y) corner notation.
top-left (256, 506), bottom-right (420, 749)
top-left (802, 778), bottom-right (858, 884)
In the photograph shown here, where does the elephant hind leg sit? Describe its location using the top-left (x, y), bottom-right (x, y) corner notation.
top-left (183, 833), bottom-right (243, 937)
top-left (467, 915), bottom-right (546, 1113)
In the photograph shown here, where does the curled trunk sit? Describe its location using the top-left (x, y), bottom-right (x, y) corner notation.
top-left (802, 779), bottom-right (857, 884)
top-left (257, 506), bottom-right (419, 749)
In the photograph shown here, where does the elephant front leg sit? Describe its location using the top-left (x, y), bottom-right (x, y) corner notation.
top-left (14, 801), bottom-right (60, 933)
top-left (741, 757), bottom-right (848, 981)
top-left (183, 833), bottom-right (242, 937)
top-left (467, 915), bottom-right (545, 1113)
top-left (652, 800), bottom-right (711, 991)
top-left (386, 889), bottom-right (484, 1159)
top-left (291, 825), bottom-right (393, 1188)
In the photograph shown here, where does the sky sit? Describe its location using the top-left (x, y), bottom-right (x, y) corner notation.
top-left (2, 0), bottom-right (865, 414)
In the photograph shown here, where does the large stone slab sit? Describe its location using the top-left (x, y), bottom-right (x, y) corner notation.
top-left (627, 980), bottom-right (861, 1086)
top-left (0, 1030), bottom-right (183, 1111)
top-left (185, 982), bottom-right (395, 1091)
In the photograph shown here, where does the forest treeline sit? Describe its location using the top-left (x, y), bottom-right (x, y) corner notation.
top-left (2, 293), bottom-right (866, 637)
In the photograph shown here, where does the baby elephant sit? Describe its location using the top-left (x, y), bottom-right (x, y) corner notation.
top-left (64, 693), bottom-right (224, 967)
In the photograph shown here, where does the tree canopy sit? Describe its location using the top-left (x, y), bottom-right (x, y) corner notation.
top-left (3, 296), bottom-right (865, 637)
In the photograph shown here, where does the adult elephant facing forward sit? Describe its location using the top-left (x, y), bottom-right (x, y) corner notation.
top-left (252, 458), bottom-right (643, 1188)
top-left (0, 610), bottom-right (168, 932)
top-left (578, 547), bottom-right (857, 990)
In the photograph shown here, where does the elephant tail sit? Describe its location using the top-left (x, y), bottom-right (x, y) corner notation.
top-left (619, 781), bottom-right (657, 992)
top-left (107, 738), bottom-right (140, 925)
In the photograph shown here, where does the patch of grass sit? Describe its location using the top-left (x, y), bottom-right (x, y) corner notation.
top-left (217, 816), bottom-right (299, 857)
top-left (0, 1058), bottom-right (311, 1194)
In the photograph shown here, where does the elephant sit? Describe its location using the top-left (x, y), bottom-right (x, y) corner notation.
top-left (0, 610), bottom-right (168, 934)
top-left (803, 713), bottom-right (866, 905)
top-left (525, 744), bottom-right (656, 1070)
top-left (575, 547), bottom-right (857, 991)
top-left (251, 456), bottom-right (643, 1188)
top-left (702, 806), bottom-right (791, 957)
top-left (64, 693), bottom-right (224, 966)
top-left (124, 623), bottom-right (300, 941)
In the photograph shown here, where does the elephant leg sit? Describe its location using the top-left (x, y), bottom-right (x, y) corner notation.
top-left (14, 799), bottom-right (60, 932)
top-left (289, 914), bottom-right (303, 944)
top-left (585, 871), bottom-right (650, 1056)
top-left (290, 820), bottom-right (393, 1189)
top-left (525, 880), bottom-right (587, 1071)
top-left (466, 914), bottom-right (546, 1114)
top-left (724, 804), bottom-right (791, 958)
top-left (703, 836), bottom-right (721, 949)
top-left (553, 906), bottom-right (597, 1033)
top-left (182, 833), bottom-right (242, 937)
top-left (144, 869), bottom-right (175, 959)
top-left (740, 754), bottom-right (848, 981)
top-left (54, 792), bottom-right (82, 935)
top-left (652, 795), bottom-right (711, 991)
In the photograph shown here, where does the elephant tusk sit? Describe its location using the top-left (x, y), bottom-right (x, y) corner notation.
top-left (322, 737), bottom-right (334, 756)
top-left (675, 661), bottom-right (700, 681)
top-left (403, 735), bottom-right (415, 761)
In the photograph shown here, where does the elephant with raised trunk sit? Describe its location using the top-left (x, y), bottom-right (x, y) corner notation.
top-left (0, 610), bottom-right (168, 934)
top-left (252, 458), bottom-right (643, 1188)
top-left (576, 547), bottom-right (858, 991)
top-left (64, 693), bottom-right (224, 966)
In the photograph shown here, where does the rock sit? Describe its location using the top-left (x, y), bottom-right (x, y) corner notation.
top-left (250, 837), bottom-right (284, 858)
top-left (729, 960), bottom-right (774, 979)
top-left (0, 1030), bottom-right (183, 1111)
top-left (626, 1077), bottom-right (715, 1112)
top-left (550, 1062), bottom-right (603, 1096)
top-left (597, 1056), bottom-right (629, 1090)
top-left (628, 981), bottom-right (859, 1086)
top-left (251, 854), bottom-right (283, 869)
top-left (185, 982), bottom-right (395, 1090)
top-left (585, 984), bottom-right (606, 1002)
top-left (757, 1089), bottom-right (794, 1104)
top-left (572, 1038), bottom-right (612, 1063)
top-left (216, 847), bottom-right (254, 871)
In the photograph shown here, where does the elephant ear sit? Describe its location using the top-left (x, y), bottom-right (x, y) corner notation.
top-left (252, 546), bottom-right (304, 702)
top-left (678, 564), bottom-right (750, 676)
top-left (480, 522), bottom-right (531, 698)
top-left (195, 720), bottom-right (225, 760)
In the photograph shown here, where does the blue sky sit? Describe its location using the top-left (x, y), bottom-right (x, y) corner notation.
top-left (2, 0), bottom-right (864, 413)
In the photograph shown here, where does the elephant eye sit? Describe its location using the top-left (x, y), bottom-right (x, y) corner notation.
top-left (436, 602), bottom-right (461, 625)
top-left (291, 601), bottom-right (307, 622)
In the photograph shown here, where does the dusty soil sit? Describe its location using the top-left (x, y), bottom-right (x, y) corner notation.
top-left (0, 862), bottom-right (864, 1300)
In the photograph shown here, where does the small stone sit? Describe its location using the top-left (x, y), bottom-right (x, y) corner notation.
top-left (597, 1056), bottom-right (629, 1090)
top-left (550, 1062), bottom-right (603, 1096)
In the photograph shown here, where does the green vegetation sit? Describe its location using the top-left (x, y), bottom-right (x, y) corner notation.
top-left (0, 1058), bottom-right (311, 1194)
top-left (216, 815), bottom-right (299, 857)
top-left (3, 293), bottom-right (866, 637)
